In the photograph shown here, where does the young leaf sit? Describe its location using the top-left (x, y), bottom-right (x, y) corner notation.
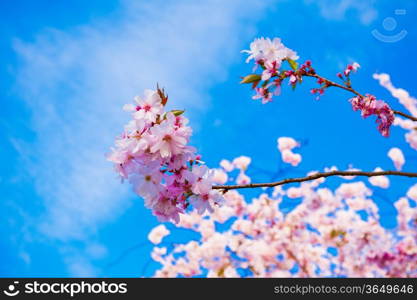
top-left (157, 84), bottom-right (169, 106)
top-left (287, 58), bottom-right (298, 71)
top-left (171, 110), bottom-right (185, 116)
top-left (240, 74), bottom-right (261, 84)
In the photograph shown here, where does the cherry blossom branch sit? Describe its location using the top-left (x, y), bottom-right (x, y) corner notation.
top-left (305, 73), bottom-right (364, 98)
top-left (212, 170), bottom-right (417, 191)
top-left (305, 73), bottom-right (417, 122)
top-left (392, 109), bottom-right (417, 122)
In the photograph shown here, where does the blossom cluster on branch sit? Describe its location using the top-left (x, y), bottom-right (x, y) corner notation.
top-left (241, 37), bottom-right (397, 137)
top-left (107, 88), bottom-right (222, 223)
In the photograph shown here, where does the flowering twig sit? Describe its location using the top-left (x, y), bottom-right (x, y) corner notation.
top-left (241, 38), bottom-right (417, 136)
top-left (212, 170), bottom-right (417, 191)
top-left (305, 73), bottom-right (364, 98)
top-left (306, 73), bottom-right (417, 122)
top-left (392, 109), bottom-right (417, 122)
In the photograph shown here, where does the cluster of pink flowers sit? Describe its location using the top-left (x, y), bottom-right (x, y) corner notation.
top-left (388, 147), bottom-right (405, 171)
top-left (241, 37), bottom-right (299, 103)
top-left (349, 94), bottom-right (395, 137)
top-left (149, 157), bottom-right (417, 277)
top-left (241, 37), bottom-right (398, 137)
top-left (107, 88), bottom-right (223, 223)
top-left (277, 137), bottom-right (302, 166)
top-left (374, 73), bottom-right (417, 149)
top-left (338, 62), bottom-right (360, 79)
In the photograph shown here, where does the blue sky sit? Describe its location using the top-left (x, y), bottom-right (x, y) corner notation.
top-left (1, 0), bottom-right (416, 277)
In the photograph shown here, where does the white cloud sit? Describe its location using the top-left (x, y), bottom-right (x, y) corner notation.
top-left (13, 0), bottom-right (271, 274)
top-left (306, 0), bottom-right (378, 25)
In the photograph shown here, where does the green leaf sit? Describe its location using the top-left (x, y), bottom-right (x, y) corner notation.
top-left (287, 58), bottom-right (298, 71)
top-left (240, 74), bottom-right (261, 84)
top-left (171, 109), bottom-right (185, 116)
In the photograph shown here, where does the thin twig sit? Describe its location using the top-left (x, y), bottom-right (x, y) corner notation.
top-left (305, 74), bottom-right (417, 122)
top-left (212, 170), bottom-right (417, 191)
top-left (392, 110), bottom-right (417, 122)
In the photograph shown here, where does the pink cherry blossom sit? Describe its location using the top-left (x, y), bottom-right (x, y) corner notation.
top-left (280, 149), bottom-right (302, 166)
top-left (189, 190), bottom-right (223, 214)
top-left (242, 37), bottom-right (298, 65)
top-left (236, 172), bottom-right (251, 185)
top-left (190, 165), bottom-right (213, 195)
top-left (252, 87), bottom-right (273, 104)
top-left (387, 147), bottom-right (405, 171)
top-left (220, 159), bottom-right (234, 172)
top-left (368, 167), bottom-right (390, 188)
top-left (124, 89), bottom-right (163, 123)
top-left (406, 184), bottom-right (417, 202)
top-left (150, 113), bottom-right (189, 158)
top-left (148, 224), bottom-right (170, 244)
top-left (343, 62), bottom-right (360, 76)
top-left (277, 137), bottom-right (302, 166)
top-left (349, 94), bottom-right (395, 137)
top-left (212, 169), bottom-right (228, 184)
top-left (232, 156), bottom-right (251, 171)
top-left (277, 137), bottom-right (299, 151)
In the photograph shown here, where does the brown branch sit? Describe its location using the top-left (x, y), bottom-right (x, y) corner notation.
top-left (392, 110), bottom-right (417, 122)
top-left (305, 73), bottom-right (364, 98)
top-left (212, 170), bottom-right (417, 191)
top-left (305, 74), bottom-right (417, 122)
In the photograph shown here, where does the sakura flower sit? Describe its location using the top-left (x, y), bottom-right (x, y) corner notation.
top-left (106, 148), bottom-right (139, 180)
top-left (374, 73), bottom-right (417, 117)
top-left (130, 163), bottom-right (163, 205)
top-left (336, 182), bottom-right (371, 199)
top-left (349, 94), bottom-right (395, 137)
top-left (190, 164), bottom-right (213, 195)
top-left (242, 37), bottom-right (298, 65)
top-left (406, 131), bottom-right (417, 150)
top-left (151, 247), bottom-right (167, 263)
top-left (277, 137), bottom-right (301, 166)
top-left (261, 60), bottom-right (279, 81)
top-left (232, 156), bottom-right (251, 171)
top-left (343, 62), bottom-right (360, 76)
top-left (189, 190), bottom-right (222, 215)
top-left (406, 184), bottom-right (417, 202)
top-left (280, 149), bottom-right (302, 166)
top-left (212, 168), bottom-right (228, 184)
top-left (153, 198), bottom-right (182, 224)
top-left (124, 89), bottom-right (163, 122)
top-left (150, 113), bottom-right (189, 158)
top-left (387, 147), bottom-right (405, 171)
top-left (220, 159), bottom-right (234, 172)
top-left (148, 224), bottom-right (170, 244)
top-left (222, 266), bottom-right (239, 278)
top-left (368, 168), bottom-right (390, 189)
top-left (252, 87), bottom-right (272, 104)
top-left (289, 74), bottom-right (297, 85)
top-left (236, 172), bottom-right (251, 185)
top-left (286, 187), bottom-right (303, 198)
top-left (277, 137), bottom-right (299, 151)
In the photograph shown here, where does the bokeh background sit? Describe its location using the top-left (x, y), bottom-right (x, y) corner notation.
top-left (1, 0), bottom-right (416, 277)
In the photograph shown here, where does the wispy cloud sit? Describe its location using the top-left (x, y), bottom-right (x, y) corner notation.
top-left (13, 0), bottom-right (271, 275)
top-left (306, 0), bottom-right (378, 25)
